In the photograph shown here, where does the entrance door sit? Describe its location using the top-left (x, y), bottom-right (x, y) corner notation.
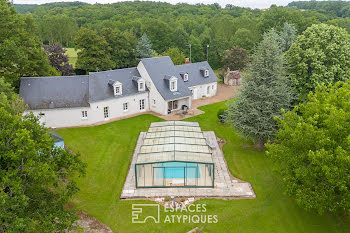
top-left (192, 88), bottom-right (198, 99)
top-left (168, 100), bottom-right (178, 111)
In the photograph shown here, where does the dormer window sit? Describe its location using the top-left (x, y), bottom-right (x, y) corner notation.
top-left (204, 69), bottom-right (209, 77)
top-left (139, 81), bottom-right (145, 91)
top-left (170, 80), bottom-right (176, 91)
top-left (132, 76), bottom-right (145, 92)
top-left (108, 80), bottom-right (122, 96)
top-left (164, 75), bottom-right (178, 92)
top-left (184, 73), bottom-right (189, 82)
top-left (115, 86), bottom-right (121, 95)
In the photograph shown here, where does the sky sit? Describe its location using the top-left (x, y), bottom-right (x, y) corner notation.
top-left (11, 0), bottom-right (316, 9)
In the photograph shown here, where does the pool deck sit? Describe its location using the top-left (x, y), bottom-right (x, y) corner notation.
top-left (120, 131), bottom-right (255, 199)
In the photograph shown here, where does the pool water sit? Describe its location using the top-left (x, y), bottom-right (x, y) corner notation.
top-left (155, 162), bottom-right (200, 179)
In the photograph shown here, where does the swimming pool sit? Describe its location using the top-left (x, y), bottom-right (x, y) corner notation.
top-left (155, 162), bottom-right (200, 179)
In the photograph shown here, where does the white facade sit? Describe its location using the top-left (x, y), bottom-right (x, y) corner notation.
top-left (189, 82), bottom-right (217, 100)
top-left (22, 58), bottom-right (218, 128)
top-left (26, 92), bottom-right (149, 128)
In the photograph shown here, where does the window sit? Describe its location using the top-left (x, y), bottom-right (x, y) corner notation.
top-left (204, 69), bottom-right (209, 77)
top-left (153, 99), bottom-right (156, 105)
top-left (207, 86), bottom-right (210, 95)
top-left (139, 99), bottom-right (145, 110)
top-left (104, 107), bottom-right (109, 119)
top-left (170, 81), bottom-right (176, 91)
top-left (81, 111), bottom-right (88, 119)
top-left (139, 82), bottom-right (145, 91)
top-left (123, 103), bottom-right (128, 111)
top-left (184, 73), bottom-right (188, 82)
top-left (212, 84), bottom-right (215, 90)
top-left (113, 83), bottom-right (122, 96)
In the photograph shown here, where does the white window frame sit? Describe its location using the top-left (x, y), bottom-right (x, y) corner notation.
top-left (113, 83), bottom-right (122, 96)
top-left (138, 81), bottom-right (145, 91)
top-left (204, 69), bottom-right (209, 77)
top-left (123, 102), bottom-right (128, 111)
top-left (183, 73), bottom-right (188, 82)
top-left (153, 99), bottom-right (156, 105)
top-left (139, 99), bottom-right (145, 111)
top-left (104, 106), bottom-right (109, 119)
top-left (212, 84), bottom-right (215, 90)
top-left (207, 86), bottom-right (210, 95)
top-left (81, 110), bottom-right (88, 119)
top-left (170, 80), bottom-right (177, 92)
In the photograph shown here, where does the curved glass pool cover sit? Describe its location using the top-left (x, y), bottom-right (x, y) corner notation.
top-left (135, 121), bottom-right (214, 188)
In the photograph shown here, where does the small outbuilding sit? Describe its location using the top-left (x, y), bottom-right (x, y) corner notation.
top-left (49, 131), bottom-right (64, 149)
top-left (224, 68), bottom-right (241, 86)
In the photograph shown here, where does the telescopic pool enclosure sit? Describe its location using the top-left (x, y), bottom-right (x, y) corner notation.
top-left (135, 121), bottom-right (214, 188)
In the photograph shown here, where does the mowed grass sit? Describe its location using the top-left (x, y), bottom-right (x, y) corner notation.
top-left (64, 48), bottom-right (79, 68)
top-left (57, 101), bottom-right (350, 233)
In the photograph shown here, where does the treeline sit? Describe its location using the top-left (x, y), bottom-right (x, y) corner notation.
top-left (13, 1), bottom-right (345, 69)
top-left (288, 0), bottom-right (350, 17)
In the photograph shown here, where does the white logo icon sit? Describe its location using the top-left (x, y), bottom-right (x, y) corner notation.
top-left (132, 204), bottom-right (160, 223)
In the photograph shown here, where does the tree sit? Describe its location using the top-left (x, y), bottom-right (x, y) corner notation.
top-left (278, 22), bottom-right (297, 52)
top-left (101, 28), bottom-right (138, 69)
top-left (0, 0), bottom-right (58, 90)
top-left (0, 82), bottom-right (86, 232)
top-left (225, 30), bottom-right (294, 147)
top-left (136, 33), bottom-right (153, 60)
top-left (232, 28), bottom-right (256, 51)
top-left (38, 14), bottom-right (78, 46)
top-left (44, 44), bottom-right (74, 76)
top-left (222, 46), bottom-right (249, 71)
top-left (287, 24), bottom-right (350, 101)
top-left (163, 47), bottom-right (185, 65)
top-left (75, 28), bottom-right (114, 72)
top-left (267, 80), bottom-right (350, 215)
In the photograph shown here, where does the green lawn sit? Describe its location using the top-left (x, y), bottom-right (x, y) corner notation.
top-left (64, 48), bottom-right (79, 68)
top-left (57, 101), bottom-right (350, 233)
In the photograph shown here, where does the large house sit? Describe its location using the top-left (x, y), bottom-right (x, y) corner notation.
top-left (20, 56), bottom-right (218, 128)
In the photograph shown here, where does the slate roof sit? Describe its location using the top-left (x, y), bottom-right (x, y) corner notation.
top-left (141, 56), bottom-right (192, 101)
top-left (175, 61), bottom-right (218, 88)
top-left (49, 131), bottom-right (64, 142)
top-left (20, 76), bottom-right (89, 110)
top-left (20, 57), bottom-right (218, 110)
top-left (88, 67), bottom-right (145, 102)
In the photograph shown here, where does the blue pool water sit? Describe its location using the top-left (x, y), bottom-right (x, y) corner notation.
top-left (155, 162), bottom-right (200, 179)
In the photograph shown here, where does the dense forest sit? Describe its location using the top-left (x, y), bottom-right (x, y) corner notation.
top-left (12, 1), bottom-right (350, 70)
top-left (288, 0), bottom-right (350, 17)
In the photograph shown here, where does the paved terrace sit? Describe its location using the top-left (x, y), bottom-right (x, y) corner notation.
top-left (120, 131), bottom-right (255, 199)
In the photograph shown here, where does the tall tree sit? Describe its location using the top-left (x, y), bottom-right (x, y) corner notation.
top-left (0, 80), bottom-right (86, 232)
top-left (163, 47), bottom-right (185, 65)
top-left (44, 44), bottom-right (74, 76)
top-left (222, 46), bottom-right (249, 71)
top-left (0, 0), bottom-right (58, 90)
top-left (278, 22), bottom-right (297, 52)
top-left (267, 80), bottom-right (350, 215)
top-left (75, 28), bottom-right (114, 72)
top-left (136, 33), bottom-right (153, 60)
top-left (232, 28), bottom-right (256, 51)
top-left (287, 24), bottom-right (350, 101)
top-left (225, 30), bottom-right (294, 147)
top-left (101, 28), bottom-right (137, 69)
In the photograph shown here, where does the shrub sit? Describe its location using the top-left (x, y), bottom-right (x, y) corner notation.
top-left (217, 109), bottom-right (226, 123)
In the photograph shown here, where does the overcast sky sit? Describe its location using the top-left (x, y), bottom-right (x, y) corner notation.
top-left (11, 0), bottom-right (321, 9)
